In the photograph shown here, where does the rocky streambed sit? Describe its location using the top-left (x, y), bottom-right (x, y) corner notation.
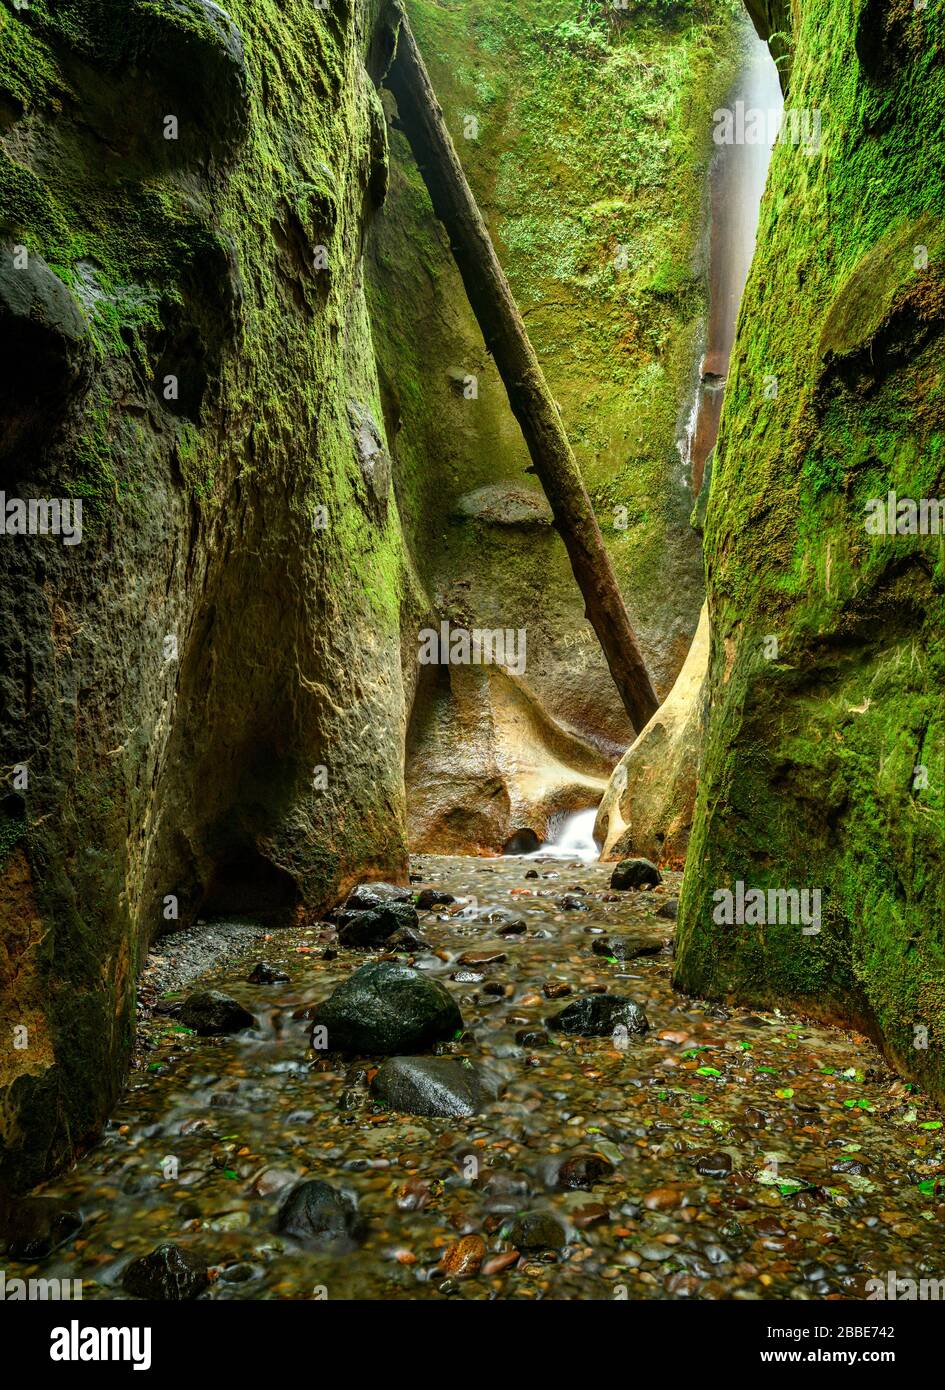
top-left (6, 856), bottom-right (945, 1301)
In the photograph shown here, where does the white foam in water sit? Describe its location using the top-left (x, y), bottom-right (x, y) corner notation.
top-left (527, 806), bottom-right (601, 864)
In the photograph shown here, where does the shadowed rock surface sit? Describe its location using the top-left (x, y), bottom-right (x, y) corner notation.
top-left (309, 960), bottom-right (462, 1055)
top-left (275, 1180), bottom-right (365, 1250)
top-left (0, 0), bottom-right (409, 1191)
top-left (121, 1242), bottom-right (209, 1301)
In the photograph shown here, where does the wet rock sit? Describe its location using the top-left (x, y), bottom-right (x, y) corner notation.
top-left (441, 1233), bottom-right (487, 1277)
top-left (384, 925), bottom-right (430, 953)
top-left (337, 901), bottom-right (420, 948)
top-left (555, 1152), bottom-right (615, 1191)
top-left (546, 994), bottom-right (649, 1038)
top-left (557, 893), bottom-right (589, 911)
top-left (542, 981), bottom-right (572, 999)
top-left (415, 888), bottom-right (455, 911)
top-left (247, 961), bottom-right (289, 984)
top-left (592, 935), bottom-right (663, 961)
top-left (396, 1176), bottom-right (432, 1211)
top-left (179, 990), bottom-right (256, 1035)
top-left (695, 1151), bottom-right (733, 1177)
top-left (479, 907), bottom-right (526, 931)
top-left (515, 1028), bottom-right (550, 1047)
top-left (506, 1210), bottom-right (567, 1251)
top-left (525, 869), bottom-right (539, 879)
top-left (832, 1156), bottom-right (868, 1177)
top-left (643, 1186), bottom-right (682, 1211)
top-left (121, 1243), bottom-right (208, 1300)
top-left (275, 1180), bottom-right (365, 1249)
top-left (456, 949), bottom-right (507, 966)
top-left (0, 1195), bottom-right (82, 1258)
top-left (571, 1202), bottom-right (610, 1229)
top-left (610, 858), bottom-right (662, 890)
top-left (247, 1166), bottom-right (296, 1197)
top-left (657, 899), bottom-right (679, 920)
top-left (371, 1055), bottom-right (502, 1118)
top-left (345, 881), bottom-right (412, 911)
top-left (309, 960), bottom-right (462, 1054)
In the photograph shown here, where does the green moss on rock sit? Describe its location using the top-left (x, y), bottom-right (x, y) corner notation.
top-left (676, 0), bottom-right (945, 1101)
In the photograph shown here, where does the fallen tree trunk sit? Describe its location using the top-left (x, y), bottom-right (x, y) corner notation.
top-left (385, 9), bottom-right (660, 733)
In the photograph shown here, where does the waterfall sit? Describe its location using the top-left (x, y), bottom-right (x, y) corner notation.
top-left (527, 807), bottom-right (601, 863)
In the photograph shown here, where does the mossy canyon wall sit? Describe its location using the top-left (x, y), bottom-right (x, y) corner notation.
top-left (676, 0), bottom-right (945, 1102)
top-left (2, 0), bottom-right (942, 1194)
top-left (0, 0), bottom-right (408, 1190)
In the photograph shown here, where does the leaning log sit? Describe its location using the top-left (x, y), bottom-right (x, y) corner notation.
top-left (385, 9), bottom-right (660, 733)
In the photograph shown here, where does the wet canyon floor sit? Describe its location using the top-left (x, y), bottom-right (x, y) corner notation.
top-left (15, 855), bottom-right (945, 1301)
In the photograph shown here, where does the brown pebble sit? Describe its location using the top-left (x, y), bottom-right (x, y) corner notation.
top-left (441, 1233), bottom-right (487, 1278)
top-left (456, 950), bottom-right (507, 966)
top-left (643, 1186), bottom-right (682, 1211)
top-left (543, 981), bottom-right (572, 999)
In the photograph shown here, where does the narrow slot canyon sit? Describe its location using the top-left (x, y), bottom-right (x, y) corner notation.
top-left (0, 0), bottom-right (942, 1341)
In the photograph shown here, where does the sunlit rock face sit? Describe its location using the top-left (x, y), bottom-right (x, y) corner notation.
top-left (0, 0), bottom-right (408, 1191)
top-left (677, 0), bottom-right (945, 1100)
top-left (371, 0), bottom-right (749, 853)
top-left (406, 662), bottom-right (611, 855)
top-left (595, 603), bottom-right (710, 869)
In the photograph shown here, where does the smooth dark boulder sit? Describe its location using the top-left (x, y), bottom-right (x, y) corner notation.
top-left (275, 1180), bottom-right (365, 1249)
top-left (657, 899), bottom-right (679, 920)
top-left (592, 935), bottom-right (663, 962)
top-left (121, 1243), bottom-right (208, 1300)
top-left (247, 961), bottom-right (290, 984)
top-left (0, 1195), bottom-right (81, 1258)
top-left (555, 1152), bottom-right (615, 1191)
top-left (695, 1151), bottom-right (733, 1178)
top-left (547, 994), bottom-right (649, 1038)
top-left (337, 900), bottom-right (419, 948)
top-left (179, 990), bottom-right (256, 1035)
top-left (415, 888), bottom-right (455, 911)
top-left (309, 960), bottom-right (462, 1054)
top-left (506, 1210), bottom-right (567, 1251)
top-left (610, 858), bottom-right (662, 890)
top-left (344, 881), bottom-right (413, 912)
top-left (371, 1055), bottom-right (502, 1118)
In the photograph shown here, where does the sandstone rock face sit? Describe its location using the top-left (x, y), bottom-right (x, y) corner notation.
top-left (406, 664), bottom-right (611, 854)
top-left (0, 0), bottom-right (408, 1191)
top-left (676, 1), bottom-right (945, 1101)
top-left (595, 603), bottom-right (710, 867)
